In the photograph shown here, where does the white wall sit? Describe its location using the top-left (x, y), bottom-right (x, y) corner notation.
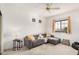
top-left (1, 4), bottom-right (47, 50)
top-left (46, 9), bottom-right (79, 44)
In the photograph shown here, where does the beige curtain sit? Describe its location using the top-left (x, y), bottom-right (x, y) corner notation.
top-left (52, 19), bottom-right (55, 32)
top-left (52, 16), bottom-right (71, 33)
top-left (67, 16), bottom-right (71, 33)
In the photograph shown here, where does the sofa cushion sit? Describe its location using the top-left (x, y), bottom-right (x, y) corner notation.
top-left (50, 35), bottom-right (54, 37)
top-left (47, 39), bottom-right (60, 45)
top-left (48, 37), bottom-right (58, 40)
top-left (74, 42), bottom-right (79, 45)
top-left (32, 39), bottom-right (45, 47)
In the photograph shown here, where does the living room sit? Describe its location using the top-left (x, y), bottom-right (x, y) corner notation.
top-left (0, 3), bottom-right (79, 55)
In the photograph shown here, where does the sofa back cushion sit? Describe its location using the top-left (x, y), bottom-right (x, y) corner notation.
top-left (50, 35), bottom-right (54, 37)
top-left (33, 35), bottom-right (39, 39)
top-left (74, 42), bottom-right (79, 45)
top-left (41, 34), bottom-right (47, 38)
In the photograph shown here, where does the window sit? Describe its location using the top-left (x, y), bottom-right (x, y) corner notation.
top-left (61, 20), bottom-right (68, 33)
top-left (52, 16), bottom-right (71, 33)
top-left (55, 19), bottom-right (68, 33)
top-left (55, 21), bottom-right (61, 32)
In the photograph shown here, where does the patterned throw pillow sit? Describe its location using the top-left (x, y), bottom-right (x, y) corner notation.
top-left (27, 35), bottom-right (35, 41)
top-left (39, 34), bottom-right (43, 38)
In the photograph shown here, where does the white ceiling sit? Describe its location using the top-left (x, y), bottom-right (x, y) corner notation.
top-left (1, 3), bottom-right (79, 17)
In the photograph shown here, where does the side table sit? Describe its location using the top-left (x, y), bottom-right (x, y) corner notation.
top-left (13, 39), bottom-right (23, 51)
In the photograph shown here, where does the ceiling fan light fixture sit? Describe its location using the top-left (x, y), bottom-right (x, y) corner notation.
top-left (46, 7), bottom-right (50, 10)
top-left (45, 3), bottom-right (60, 11)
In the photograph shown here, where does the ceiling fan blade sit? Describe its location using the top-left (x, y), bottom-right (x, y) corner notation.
top-left (50, 7), bottom-right (60, 10)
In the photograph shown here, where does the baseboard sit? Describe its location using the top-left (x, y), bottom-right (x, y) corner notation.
top-left (4, 48), bottom-right (13, 52)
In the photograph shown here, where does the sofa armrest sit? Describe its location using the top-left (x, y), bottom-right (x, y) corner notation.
top-left (24, 39), bottom-right (33, 49)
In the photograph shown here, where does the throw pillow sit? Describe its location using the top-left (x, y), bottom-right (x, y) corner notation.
top-left (39, 34), bottom-right (43, 38)
top-left (27, 35), bottom-right (35, 41)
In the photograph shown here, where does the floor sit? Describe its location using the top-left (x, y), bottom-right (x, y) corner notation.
top-left (2, 44), bottom-right (78, 55)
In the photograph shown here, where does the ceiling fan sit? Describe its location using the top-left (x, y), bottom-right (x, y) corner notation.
top-left (45, 3), bottom-right (60, 11)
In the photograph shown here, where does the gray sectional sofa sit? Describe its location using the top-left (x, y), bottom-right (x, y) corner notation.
top-left (24, 34), bottom-right (61, 49)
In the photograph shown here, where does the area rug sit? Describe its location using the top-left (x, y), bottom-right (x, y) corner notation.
top-left (3, 44), bottom-right (78, 55)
